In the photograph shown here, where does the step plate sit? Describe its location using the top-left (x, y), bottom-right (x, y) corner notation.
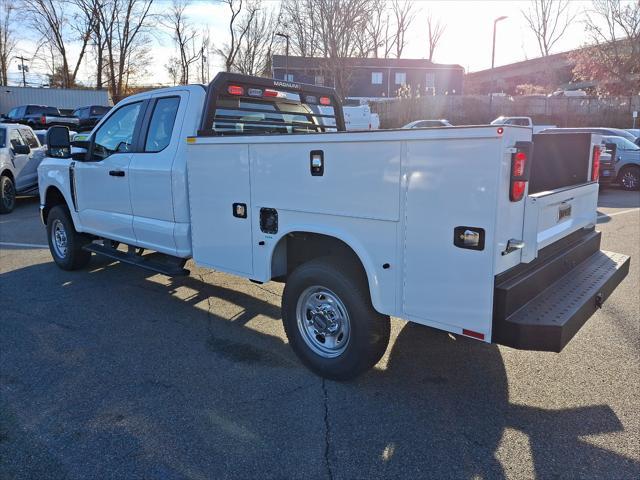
top-left (494, 250), bottom-right (630, 352)
top-left (83, 243), bottom-right (189, 277)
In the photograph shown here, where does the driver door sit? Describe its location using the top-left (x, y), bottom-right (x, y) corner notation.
top-left (74, 99), bottom-right (148, 243)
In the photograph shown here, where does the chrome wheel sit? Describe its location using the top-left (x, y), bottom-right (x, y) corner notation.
top-left (621, 170), bottom-right (639, 190)
top-left (51, 219), bottom-right (68, 259)
top-left (296, 286), bottom-right (351, 358)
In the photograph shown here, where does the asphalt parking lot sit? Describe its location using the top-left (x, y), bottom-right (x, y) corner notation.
top-left (1, 190), bottom-right (639, 480)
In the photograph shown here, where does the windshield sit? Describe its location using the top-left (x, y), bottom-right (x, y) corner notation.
top-left (604, 136), bottom-right (640, 151)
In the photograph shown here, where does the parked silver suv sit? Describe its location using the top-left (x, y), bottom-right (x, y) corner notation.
top-left (0, 124), bottom-right (46, 213)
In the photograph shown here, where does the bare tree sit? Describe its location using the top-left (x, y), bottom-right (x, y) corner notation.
top-left (22, 0), bottom-right (97, 87)
top-left (96, 0), bottom-right (154, 100)
top-left (572, 0), bottom-right (640, 95)
top-left (216, 0), bottom-right (259, 72)
top-left (234, 2), bottom-right (280, 76)
top-left (522, 0), bottom-right (577, 57)
top-left (0, 0), bottom-right (17, 86)
top-left (281, 0), bottom-right (320, 57)
top-left (390, 0), bottom-right (417, 58)
top-left (426, 12), bottom-right (445, 62)
top-left (163, 0), bottom-right (201, 84)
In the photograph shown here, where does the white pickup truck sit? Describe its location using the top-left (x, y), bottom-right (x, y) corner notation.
top-left (38, 74), bottom-right (630, 380)
top-left (491, 116), bottom-right (556, 134)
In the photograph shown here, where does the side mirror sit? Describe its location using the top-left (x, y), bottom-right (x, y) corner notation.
top-left (13, 144), bottom-right (31, 155)
top-left (46, 126), bottom-right (71, 158)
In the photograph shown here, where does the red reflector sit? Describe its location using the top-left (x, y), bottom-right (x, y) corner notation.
top-left (512, 151), bottom-right (526, 177)
top-left (263, 89), bottom-right (279, 97)
top-left (462, 329), bottom-right (485, 340)
top-left (497, 127), bottom-right (504, 135)
top-left (319, 96), bottom-right (331, 105)
top-left (510, 181), bottom-right (526, 201)
top-left (591, 145), bottom-right (601, 181)
top-left (227, 85), bottom-right (244, 96)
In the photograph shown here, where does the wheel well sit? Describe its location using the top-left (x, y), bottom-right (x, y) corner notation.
top-left (1, 169), bottom-right (14, 182)
top-left (271, 232), bottom-right (368, 283)
top-left (43, 187), bottom-right (68, 224)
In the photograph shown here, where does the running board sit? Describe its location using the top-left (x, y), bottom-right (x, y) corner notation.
top-left (83, 243), bottom-right (190, 277)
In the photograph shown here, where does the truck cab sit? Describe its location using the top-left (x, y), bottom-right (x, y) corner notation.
top-left (37, 74), bottom-right (630, 380)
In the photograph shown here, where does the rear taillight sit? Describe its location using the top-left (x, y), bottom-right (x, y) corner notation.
top-left (509, 143), bottom-right (531, 202)
top-left (40, 115), bottom-right (46, 124)
top-left (591, 145), bottom-right (601, 181)
top-left (319, 96), bottom-right (331, 105)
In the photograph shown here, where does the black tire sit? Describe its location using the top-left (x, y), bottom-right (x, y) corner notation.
top-left (618, 166), bottom-right (640, 191)
top-left (282, 257), bottom-right (390, 381)
top-left (46, 205), bottom-right (92, 270)
top-left (0, 175), bottom-right (16, 214)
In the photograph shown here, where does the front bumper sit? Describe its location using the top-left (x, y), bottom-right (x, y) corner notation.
top-left (492, 229), bottom-right (630, 352)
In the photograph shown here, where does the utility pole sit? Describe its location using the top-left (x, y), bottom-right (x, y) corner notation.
top-left (489, 16), bottom-right (507, 113)
top-left (201, 44), bottom-right (206, 84)
top-left (14, 56), bottom-right (29, 87)
top-left (275, 32), bottom-right (290, 80)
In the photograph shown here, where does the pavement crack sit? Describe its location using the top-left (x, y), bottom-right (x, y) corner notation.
top-left (322, 379), bottom-right (334, 480)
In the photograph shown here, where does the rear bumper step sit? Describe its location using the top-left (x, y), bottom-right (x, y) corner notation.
top-left (493, 248), bottom-right (630, 352)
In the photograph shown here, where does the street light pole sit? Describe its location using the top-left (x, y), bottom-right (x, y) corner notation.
top-left (490, 16), bottom-right (507, 112)
top-left (275, 32), bottom-right (290, 79)
top-left (14, 56), bottom-right (29, 87)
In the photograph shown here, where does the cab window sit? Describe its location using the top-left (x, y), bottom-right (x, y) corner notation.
top-left (9, 129), bottom-right (24, 149)
top-left (19, 129), bottom-right (40, 148)
top-left (144, 97), bottom-right (180, 153)
top-left (92, 101), bottom-right (143, 160)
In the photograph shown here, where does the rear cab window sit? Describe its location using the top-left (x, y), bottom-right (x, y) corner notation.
top-left (144, 97), bottom-right (180, 152)
top-left (198, 74), bottom-right (345, 136)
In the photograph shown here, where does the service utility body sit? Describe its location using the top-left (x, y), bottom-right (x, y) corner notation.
top-left (38, 74), bottom-right (630, 380)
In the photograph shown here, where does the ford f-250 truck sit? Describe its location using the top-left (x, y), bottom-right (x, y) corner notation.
top-left (38, 74), bottom-right (630, 380)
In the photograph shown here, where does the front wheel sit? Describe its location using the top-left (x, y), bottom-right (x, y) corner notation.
top-left (0, 175), bottom-right (16, 214)
top-left (282, 257), bottom-right (390, 380)
top-left (618, 166), bottom-right (640, 191)
top-left (46, 205), bottom-right (92, 270)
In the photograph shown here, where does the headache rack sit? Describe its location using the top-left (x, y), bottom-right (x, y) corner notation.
top-left (197, 73), bottom-right (345, 137)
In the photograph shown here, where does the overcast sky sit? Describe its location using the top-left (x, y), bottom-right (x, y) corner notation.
top-left (9, 0), bottom-right (597, 87)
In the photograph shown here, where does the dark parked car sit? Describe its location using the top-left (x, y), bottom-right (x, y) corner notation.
top-left (72, 105), bottom-right (112, 131)
top-left (3, 105), bottom-right (79, 129)
top-left (603, 135), bottom-right (640, 191)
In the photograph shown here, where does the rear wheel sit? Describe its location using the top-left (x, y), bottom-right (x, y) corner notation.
top-left (282, 257), bottom-right (390, 380)
top-left (618, 166), bottom-right (640, 191)
top-left (46, 205), bottom-right (92, 270)
top-left (0, 175), bottom-right (16, 214)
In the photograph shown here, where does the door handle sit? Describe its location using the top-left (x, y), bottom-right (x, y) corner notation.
top-left (109, 170), bottom-right (125, 177)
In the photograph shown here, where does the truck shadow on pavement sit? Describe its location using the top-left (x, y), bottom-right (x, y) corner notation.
top-left (1, 258), bottom-right (638, 479)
